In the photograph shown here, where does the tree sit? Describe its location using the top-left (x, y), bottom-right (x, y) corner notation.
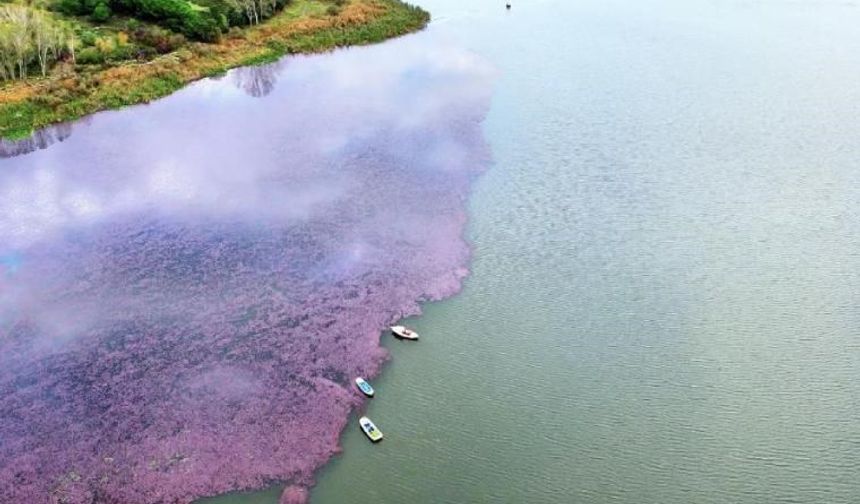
top-left (226, 0), bottom-right (259, 25)
top-left (91, 2), bottom-right (112, 22)
top-left (2, 5), bottom-right (33, 79)
top-left (0, 23), bottom-right (20, 80)
top-left (32, 11), bottom-right (57, 77)
top-left (0, 5), bottom-right (73, 81)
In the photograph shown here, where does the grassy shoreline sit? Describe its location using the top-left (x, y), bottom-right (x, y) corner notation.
top-left (0, 0), bottom-right (429, 140)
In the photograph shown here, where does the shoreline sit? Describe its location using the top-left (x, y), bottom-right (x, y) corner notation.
top-left (0, 0), bottom-right (429, 140)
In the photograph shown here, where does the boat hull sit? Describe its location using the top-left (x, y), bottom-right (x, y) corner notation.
top-left (355, 377), bottom-right (375, 397)
top-left (390, 325), bottom-right (419, 340)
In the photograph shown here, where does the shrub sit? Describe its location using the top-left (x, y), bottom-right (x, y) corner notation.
top-left (76, 47), bottom-right (104, 64)
top-left (130, 25), bottom-right (186, 53)
top-left (108, 44), bottom-right (136, 60)
top-left (94, 36), bottom-right (115, 53)
top-left (183, 14), bottom-right (221, 41)
top-left (56, 0), bottom-right (99, 15)
top-left (133, 45), bottom-right (157, 60)
top-left (91, 2), bottom-right (112, 21)
top-left (56, 0), bottom-right (82, 14)
top-left (227, 26), bottom-right (243, 39)
top-left (110, 0), bottom-right (222, 41)
top-left (168, 33), bottom-right (186, 49)
top-left (79, 30), bottom-right (98, 46)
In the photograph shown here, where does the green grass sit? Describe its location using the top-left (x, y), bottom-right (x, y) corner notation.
top-left (273, 1), bottom-right (429, 54)
top-left (280, 0), bottom-right (331, 18)
top-left (0, 71), bottom-right (188, 139)
top-left (0, 103), bottom-right (47, 140)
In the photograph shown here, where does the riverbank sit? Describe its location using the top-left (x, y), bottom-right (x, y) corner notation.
top-left (0, 0), bottom-right (428, 140)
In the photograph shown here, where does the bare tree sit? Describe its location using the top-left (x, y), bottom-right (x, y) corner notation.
top-left (228, 0), bottom-right (260, 25)
top-left (0, 22), bottom-right (20, 80)
top-left (65, 25), bottom-right (77, 65)
top-left (256, 0), bottom-right (269, 20)
top-left (2, 5), bottom-right (33, 79)
top-left (32, 11), bottom-right (56, 77)
top-left (0, 5), bottom-right (72, 81)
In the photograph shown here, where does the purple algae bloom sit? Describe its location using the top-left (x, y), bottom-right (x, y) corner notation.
top-left (0, 37), bottom-right (494, 503)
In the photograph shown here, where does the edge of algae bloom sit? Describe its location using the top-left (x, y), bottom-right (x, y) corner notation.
top-left (0, 0), bottom-right (430, 140)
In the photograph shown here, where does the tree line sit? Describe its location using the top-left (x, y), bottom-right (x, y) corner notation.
top-left (58, 0), bottom-right (294, 42)
top-left (0, 4), bottom-right (75, 81)
top-left (0, 0), bottom-right (316, 83)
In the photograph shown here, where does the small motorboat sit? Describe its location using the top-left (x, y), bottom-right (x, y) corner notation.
top-left (390, 325), bottom-right (419, 341)
top-left (359, 416), bottom-right (383, 442)
top-left (355, 377), bottom-right (375, 398)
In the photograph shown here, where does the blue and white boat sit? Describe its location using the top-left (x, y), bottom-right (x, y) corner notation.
top-left (355, 377), bottom-right (375, 397)
top-left (359, 416), bottom-right (383, 442)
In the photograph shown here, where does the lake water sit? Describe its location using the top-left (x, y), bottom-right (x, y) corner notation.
top-left (0, 23), bottom-right (492, 504)
top-left (313, 0), bottom-right (860, 502)
top-left (5, 0), bottom-right (860, 503)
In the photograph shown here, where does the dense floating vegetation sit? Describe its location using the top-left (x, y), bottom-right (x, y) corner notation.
top-left (0, 40), bottom-right (491, 502)
top-left (0, 0), bottom-right (429, 139)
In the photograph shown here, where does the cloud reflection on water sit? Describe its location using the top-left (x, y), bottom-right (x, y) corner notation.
top-left (0, 34), bottom-right (494, 504)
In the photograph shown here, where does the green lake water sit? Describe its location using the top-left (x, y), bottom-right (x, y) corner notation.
top-left (205, 0), bottom-right (860, 502)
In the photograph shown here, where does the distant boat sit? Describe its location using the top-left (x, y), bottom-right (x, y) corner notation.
top-left (391, 325), bottom-right (419, 340)
top-left (355, 377), bottom-right (375, 398)
top-left (359, 416), bottom-right (383, 442)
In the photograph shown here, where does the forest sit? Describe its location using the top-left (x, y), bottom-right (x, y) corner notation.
top-left (0, 0), bottom-right (352, 83)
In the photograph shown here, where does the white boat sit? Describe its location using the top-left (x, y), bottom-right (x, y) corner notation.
top-left (359, 416), bottom-right (383, 442)
top-left (355, 377), bottom-right (375, 398)
top-left (390, 325), bottom-right (419, 340)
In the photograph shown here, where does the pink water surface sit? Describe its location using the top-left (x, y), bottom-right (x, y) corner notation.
top-left (0, 37), bottom-right (494, 503)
